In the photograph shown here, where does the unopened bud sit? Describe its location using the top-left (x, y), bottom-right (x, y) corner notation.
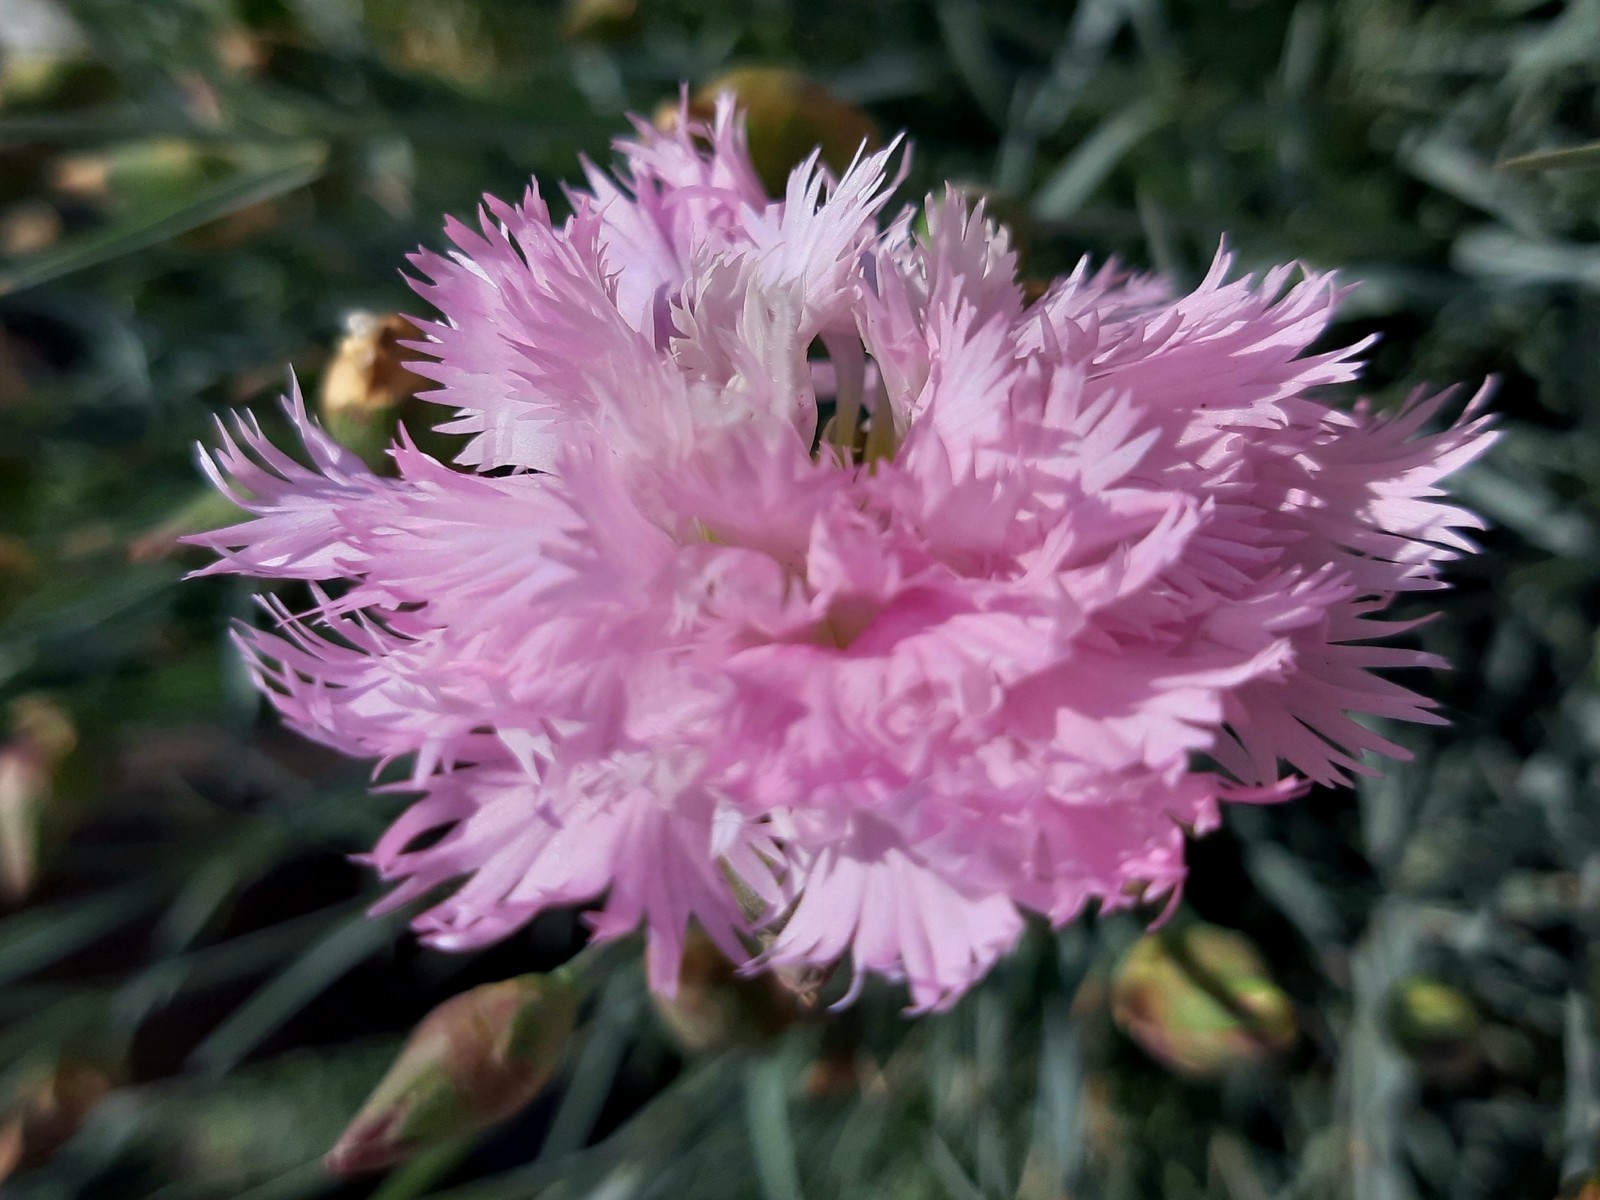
top-left (0, 695), bottom-right (76, 903)
top-left (213, 26), bottom-right (272, 76)
top-left (1111, 923), bottom-right (1297, 1078)
top-left (319, 312), bottom-right (444, 471)
top-left (0, 57), bottom-right (117, 113)
top-left (52, 139), bottom-right (220, 210)
top-left (1387, 975), bottom-right (1481, 1083)
top-left (0, 1060), bottom-right (116, 1182)
top-left (0, 201), bottom-right (61, 258)
top-left (659, 69), bottom-right (881, 197)
top-left (325, 971), bottom-right (581, 1176)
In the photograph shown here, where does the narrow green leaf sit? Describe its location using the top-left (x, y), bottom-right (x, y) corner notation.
top-left (744, 1056), bottom-right (803, 1200)
top-left (1031, 98), bottom-right (1164, 221)
top-left (0, 142), bottom-right (327, 296)
top-left (925, 1133), bottom-right (985, 1200)
top-left (188, 906), bottom-right (401, 1076)
top-left (427, 1055), bottom-right (739, 1200)
top-left (934, 0), bottom-right (1012, 125)
top-left (538, 967), bottom-right (640, 1159)
top-left (368, 1139), bottom-right (477, 1200)
top-left (0, 883), bottom-right (169, 987)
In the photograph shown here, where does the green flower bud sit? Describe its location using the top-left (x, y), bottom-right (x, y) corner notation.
top-left (52, 140), bottom-right (225, 212)
top-left (325, 971), bottom-right (582, 1176)
top-left (0, 57), bottom-right (118, 113)
top-left (1111, 923), bottom-right (1297, 1078)
top-left (1387, 975), bottom-right (1481, 1082)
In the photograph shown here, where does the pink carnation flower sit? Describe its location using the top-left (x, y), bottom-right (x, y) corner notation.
top-left (194, 98), bottom-right (1495, 1012)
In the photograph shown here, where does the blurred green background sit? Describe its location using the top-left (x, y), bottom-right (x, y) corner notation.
top-left (1, 0), bottom-right (1597, 1197)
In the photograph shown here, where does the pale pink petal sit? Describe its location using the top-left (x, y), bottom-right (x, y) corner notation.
top-left (194, 100), bottom-right (1493, 1012)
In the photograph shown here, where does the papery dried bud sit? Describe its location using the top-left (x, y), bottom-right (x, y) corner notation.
top-left (0, 1060), bottom-right (116, 1182)
top-left (325, 971), bottom-right (581, 1177)
top-left (653, 927), bottom-right (799, 1052)
top-left (0, 201), bottom-right (61, 257)
top-left (1111, 924), bottom-right (1297, 1078)
top-left (0, 695), bottom-right (76, 903)
top-left (9, 696), bottom-right (73, 763)
top-left (659, 69), bottom-right (880, 196)
top-left (319, 312), bottom-right (433, 470)
top-left (213, 26), bottom-right (272, 76)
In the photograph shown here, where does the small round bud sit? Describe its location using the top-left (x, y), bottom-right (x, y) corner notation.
top-left (1111, 923), bottom-right (1297, 1078)
top-left (325, 971), bottom-right (582, 1176)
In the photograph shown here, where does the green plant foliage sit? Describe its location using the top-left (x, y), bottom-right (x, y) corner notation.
top-left (0, 0), bottom-right (1596, 1197)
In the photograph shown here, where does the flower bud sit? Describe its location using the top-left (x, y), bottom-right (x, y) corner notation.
top-left (1111, 923), bottom-right (1297, 1078)
top-left (319, 312), bottom-right (443, 471)
top-left (52, 140), bottom-right (220, 210)
top-left (660, 69), bottom-right (881, 197)
top-left (0, 695), bottom-right (77, 903)
top-left (213, 26), bottom-right (272, 76)
top-left (0, 202), bottom-right (61, 258)
top-left (0, 1060), bottom-right (116, 1182)
top-left (0, 57), bottom-right (118, 113)
top-left (1387, 975), bottom-right (1481, 1083)
top-left (324, 971), bottom-right (581, 1176)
